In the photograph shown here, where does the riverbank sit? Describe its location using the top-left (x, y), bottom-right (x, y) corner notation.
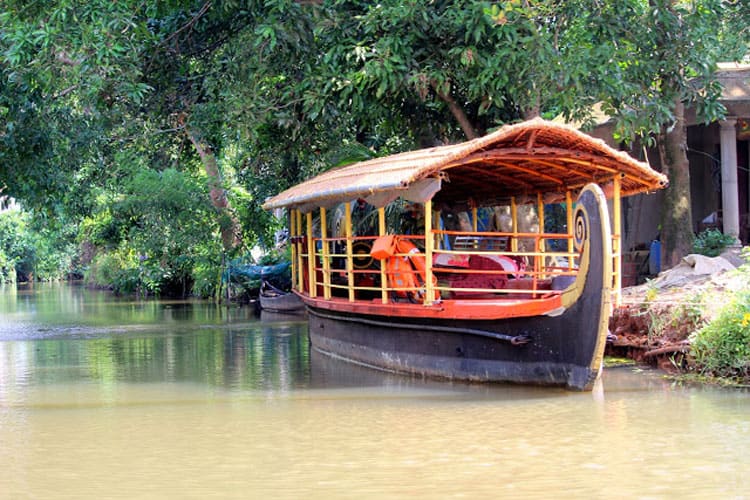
top-left (607, 249), bottom-right (749, 385)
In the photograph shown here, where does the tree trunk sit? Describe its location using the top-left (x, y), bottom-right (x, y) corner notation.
top-left (657, 100), bottom-right (693, 268)
top-left (186, 126), bottom-right (242, 251)
top-left (523, 88), bottom-right (541, 120)
top-left (431, 82), bottom-right (478, 140)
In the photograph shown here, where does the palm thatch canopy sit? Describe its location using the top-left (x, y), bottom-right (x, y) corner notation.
top-left (263, 118), bottom-right (667, 212)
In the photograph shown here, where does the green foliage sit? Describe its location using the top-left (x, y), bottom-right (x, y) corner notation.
top-left (85, 248), bottom-right (140, 294)
top-left (692, 228), bottom-right (736, 257)
top-left (258, 248), bottom-right (289, 266)
top-left (691, 292), bottom-right (750, 380)
top-left (690, 253), bottom-right (750, 381)
top-left (2, 1), bottom-right (749, 295)
top-left (595, 0), bottom-right (735, 144)
top-left (80, 167), bottom-right (226, 297)
top-left (191, 251), bottom-right (224, 300)
top-left (79, 208), bottom-right (124, 249)
top-left (32, 226), bottom-right (77, 281)
top-left (0, 208), bottom-right (33, 282)
top-left (0, 207), bottom-right (76, 282)
top-left (0, 0), bottom-right (154, 103)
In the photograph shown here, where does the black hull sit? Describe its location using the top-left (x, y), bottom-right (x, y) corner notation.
top-left (306, 185), bottom-right (612, 390)
top-left (259, 281), bottom-right (306, 314)
top-left (309, 307), bottom-right (599, 390)
top-left (260, 295), bottom-right (305, 314)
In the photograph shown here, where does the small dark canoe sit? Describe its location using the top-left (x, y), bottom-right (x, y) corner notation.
top-left (259, 280), bottom-right (305, 314)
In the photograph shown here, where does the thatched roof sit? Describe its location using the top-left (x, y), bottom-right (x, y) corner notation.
top-left (263, 118), bottom-right (667, 211)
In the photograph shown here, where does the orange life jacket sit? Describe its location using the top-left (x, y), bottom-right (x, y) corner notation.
top-left (386, 238), bottom-right (439, 300)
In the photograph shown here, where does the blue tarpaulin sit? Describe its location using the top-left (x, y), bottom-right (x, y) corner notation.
top-left (223, 261), bottom-right (290, 283)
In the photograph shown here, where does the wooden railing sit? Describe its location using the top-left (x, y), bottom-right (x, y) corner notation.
top-left (295, 230), bottom-right (580, 305)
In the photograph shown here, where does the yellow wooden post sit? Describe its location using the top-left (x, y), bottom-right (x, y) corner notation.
top-left (296, 210), bottom-right (304, 292)
top-left (289, 209), bottom-right (297, 292)
top-left (320, 207), bottom-right (331, 299)
top-left (306, 211), bottom-right (316, 298)
top-left (613, 175), bottom-right (622, 306)
top-left (434, 209), bottom-right (442, 250)
top-left (537, 193), bottom-right (545, 236)
top-left (378, 206), bottom-right (388, 304)
top-left (424, 199), bottom-right (435, 305)
top-left (537, 192), bottom-right (545, 280)
top-left (471, 206), bottom-right (478, 232)
top-left (511, 196), bottom-right (518, 253)
top-left (344, 202), bottom-right (355, 302)
top-left (566, 190), bottom-right (574, 272)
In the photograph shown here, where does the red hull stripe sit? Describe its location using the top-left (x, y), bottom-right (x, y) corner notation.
top-left (298, 293), bottom-right (564, 320)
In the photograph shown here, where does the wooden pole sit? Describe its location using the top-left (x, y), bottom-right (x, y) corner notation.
top-left (320, 207), bottom-right (331, 299)
top-left (306, 211), bottom-right (316, 298)
top-left (613, 175), bottom-right (622, 306)
top-left (344, 202), bottom-right (355, 302)
top-left (511, 196), bottom-right (519, 253)
top-left (537, 192), bottom-right (545, 280)
top-left (290, 210), bottom-right (297, 292)
top-left (296, 210), bottom-right (304, 292)
top-left (566, 190), bottom-right (574, 273)
top-left (424, 199), bottom-right (435, 305)
top-left (378, 206), bottom-right (388, 304)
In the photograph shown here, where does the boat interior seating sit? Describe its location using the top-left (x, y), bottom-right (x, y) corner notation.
top-left (429, 228), bottom-right (582, 300)
top-left (306, 231), bottom-right (581, 302)
top-left (452, 235), bottom-right (509, 251)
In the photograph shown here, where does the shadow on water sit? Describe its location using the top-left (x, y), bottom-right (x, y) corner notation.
top-left (306, 347), bottom-right (578, 400)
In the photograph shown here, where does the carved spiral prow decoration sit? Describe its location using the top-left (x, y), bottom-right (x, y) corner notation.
top-left (573, 208), bottom-right (587, 253)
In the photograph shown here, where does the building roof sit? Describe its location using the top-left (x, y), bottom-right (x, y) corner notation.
top-left (263, 118), bottom-right (667, 212)
top-left (716, 63), bottom-right (750, 102)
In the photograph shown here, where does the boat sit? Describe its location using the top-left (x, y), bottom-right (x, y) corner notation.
top-left (262, 118), bottom-right (667, 390)
top-left (259, 280), bottom-right (306, 314)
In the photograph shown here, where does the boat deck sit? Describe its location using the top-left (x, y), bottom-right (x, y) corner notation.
top-left (300, 292), bottom-right (566, 320)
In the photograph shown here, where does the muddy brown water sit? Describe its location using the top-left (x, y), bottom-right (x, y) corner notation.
top-left (1, 283), bottom-right (749, 498)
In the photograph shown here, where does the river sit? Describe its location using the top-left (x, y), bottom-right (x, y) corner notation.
top-left (1, 283), bottom-right (748, 499)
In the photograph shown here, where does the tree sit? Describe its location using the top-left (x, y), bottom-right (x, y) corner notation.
top-left (590, 0), bottom-right (747, 266)
top-left (0, 0), bottom-right (153, 207)
top-left (2, 0), bottom-right (748, 290)
top-left (313, 0), bottom-right (749, 266)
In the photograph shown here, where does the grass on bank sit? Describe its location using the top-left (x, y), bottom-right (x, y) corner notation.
top-left (646, 248), bottom-right (750, 386)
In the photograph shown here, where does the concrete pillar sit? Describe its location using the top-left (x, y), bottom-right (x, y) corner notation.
top-left (719, 118), bottom-right (740, 240)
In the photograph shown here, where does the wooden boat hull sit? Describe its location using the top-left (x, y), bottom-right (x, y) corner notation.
top-left (260, 281), bottom-right (306, 314)
top-left (305, 185), bottom-right (612, 390)
top-left (260, 295), bottom-right (305, 313)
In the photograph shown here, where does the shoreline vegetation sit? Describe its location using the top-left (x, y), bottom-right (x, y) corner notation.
top-left (3, 198), bottom-right (748, 386)
top-left (608, 247), bottom-right (750, 387)
top-left (8, 249), bottom-right (749, 388)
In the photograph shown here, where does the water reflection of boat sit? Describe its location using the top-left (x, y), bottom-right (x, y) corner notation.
top-left (308, 349), bottom-right (560, 400)
top-left (259, 309), bottom-right (308, 323)
top-left (259, 280), bottom-right (306, 314)
top-left (263, 119), bottom-right (667, 391)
